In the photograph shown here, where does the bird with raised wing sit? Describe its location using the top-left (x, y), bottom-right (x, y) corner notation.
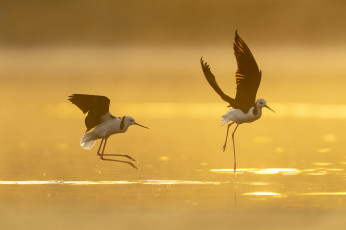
top-left (200, 31), bottom-right (274, 173)
top-left (68, 94), bottom-right (149, 169)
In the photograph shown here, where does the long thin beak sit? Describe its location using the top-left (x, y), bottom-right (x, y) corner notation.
top-left (135, 123), bottom-right (149, 129)
top-left (264, 105), bottom-right (275, 113)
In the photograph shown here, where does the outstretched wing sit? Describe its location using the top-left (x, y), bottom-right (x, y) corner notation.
top-left (200, 58), bottom-right (237, 107)
top-left (234, 31), bottom-right (262, 112)
top-left (68, 94), bottom-right (111, 132)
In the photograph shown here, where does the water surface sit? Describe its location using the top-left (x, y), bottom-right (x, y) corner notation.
top-left (1, 47), bottom-right (346, 229)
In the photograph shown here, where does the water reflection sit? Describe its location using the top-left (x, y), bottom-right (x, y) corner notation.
top-left (210, 167), bottom-right (344, 175)
top-left (251, 168), bottom-right (301, 175)
top-left (242, 182), bottom-right (269, 186)
top-left (300, 192), bottom-right (346, 196)
top-left (313, 162), bottom-right (332, 166)
top-left (0, 180), bottom-right (227, 185)
top-left (316, 148), bottom-right (331, 153)
top-left (210, 168), bottom-right (302, 175)
top-left (243, 192), bottom-right (284, 196)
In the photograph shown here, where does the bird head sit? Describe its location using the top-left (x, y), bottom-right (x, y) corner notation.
top-left (256, 98), bottom-right (275, 113)
top-left (123, 116), bottom-right (149, 129)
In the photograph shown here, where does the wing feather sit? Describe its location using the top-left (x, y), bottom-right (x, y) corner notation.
top-left (68, 94), bottom-right (111, 132)
top-left (233, 31), bottom-right (262, 112)
top-left (200, 58), bottom-right (236, 107)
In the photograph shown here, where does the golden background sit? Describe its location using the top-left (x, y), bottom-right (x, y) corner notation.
top-left (1, 1), bottom-right (346, 229)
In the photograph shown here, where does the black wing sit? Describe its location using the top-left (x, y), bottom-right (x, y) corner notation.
top-left (200, 58), bottom-right (237, 107)
top-left (68, 94), bottom-right (111, 132)
top-left (234, 31), bottom-right (262, 113)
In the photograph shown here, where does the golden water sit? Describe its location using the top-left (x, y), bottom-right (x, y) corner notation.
top-left (1, 47), bottom-right (346, 229)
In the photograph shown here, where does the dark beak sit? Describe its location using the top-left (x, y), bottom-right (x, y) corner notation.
top-left (264, 105), bottom-right (275, 113)
top-left (135, 123), bottom-right (149, 129)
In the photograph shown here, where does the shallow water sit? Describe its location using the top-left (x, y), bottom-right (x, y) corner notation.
top-left (1, 167), bottom-right (346, 229)
top-left (1, 47), bottom-right (346, 229)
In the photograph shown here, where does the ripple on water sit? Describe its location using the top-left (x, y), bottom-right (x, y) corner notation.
top-left (210, 167), bottom-right (344, 176)
top-left (242, 192), bottom-right (285, 197)
top-left (0, 180), bottom-right (228, 185)
top-left (299, 192), bottom-right (346, 196)
top-left (210, 168), bottom-right (301, 175)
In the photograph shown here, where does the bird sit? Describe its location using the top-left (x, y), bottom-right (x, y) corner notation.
top-left (68, 94), bottom-right (149, 169)
top-left (200, 31), bottom-right (274, 173)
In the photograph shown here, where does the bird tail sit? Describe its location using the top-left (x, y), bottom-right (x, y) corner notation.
top-left (221, 109), bottom-right (233, 126)
top-left (80, 132), bottom-right (97, 150)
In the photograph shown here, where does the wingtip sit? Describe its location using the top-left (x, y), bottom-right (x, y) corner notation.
top-left (68, 94), bottom-right (77, 99)
top-left (68, 94), bottom-right (76, 102)
top-left (233, 30), bottom-right (246, 51)
top-left (234, 31), bottom-right (240, 49)
top-left (235, 30), bottom-right (242, 42)
top-left (200, 57), bottom-right (208, 68)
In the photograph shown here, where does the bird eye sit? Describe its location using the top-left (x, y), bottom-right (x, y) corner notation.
top-left (130, 119), bottom-right (134, 122)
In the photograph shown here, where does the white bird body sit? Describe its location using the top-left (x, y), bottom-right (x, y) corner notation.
top-left (80, 116), bottom-right (136, 150)
top-left (92, 117), bottom-right (127, 138)
top-left (200, 31), bottom-right (275, 173)
top-left (69, 94), bottom-right (149, 169)
top-left (222, 107), bottom-right (261, 125)
top-left (221, 99), bottom-right (267, 125)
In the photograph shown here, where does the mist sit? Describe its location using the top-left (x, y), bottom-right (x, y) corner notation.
top-left (1, 0), bottom-right (345, 47)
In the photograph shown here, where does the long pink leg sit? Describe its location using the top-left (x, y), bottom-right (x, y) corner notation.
top-left (100, 138), bottom-right (136, 161)
top-left (99, 138), bottom-right (138, 169)
top-left (232, 124), bottom-right (239, 174)
top-left (96, 138), bottom-right (104, 156)
top-left (223, 122), bottom-right (235, 152)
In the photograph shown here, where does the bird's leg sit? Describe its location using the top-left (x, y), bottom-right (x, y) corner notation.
top-left (96, 138), bottom-right (105, 156)
top-left (223, 122), bottom-right (235, 152)
top-left (100, 138), bottom-right (108, 155)
top-left (100, 138), bottom-right (136, 161)
top-left (102, 154), bottom-right (136, 162)
top-left (99, 138), bottom-right (138, 169)
top-left (232, 124), bottom-right (239, 174)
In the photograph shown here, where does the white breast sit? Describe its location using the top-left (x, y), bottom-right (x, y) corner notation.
top-left (221, 107), bottom-right (262, 125)
top-left (92, 117), bottom-right (123, 138)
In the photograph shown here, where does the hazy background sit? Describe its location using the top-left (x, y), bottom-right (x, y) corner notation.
top-left (1, 0), bottom-right (346, 46)
top-left (1, 1), bottom-right (346, 229)
top-left (1, 0), bottom-right (346, 104)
